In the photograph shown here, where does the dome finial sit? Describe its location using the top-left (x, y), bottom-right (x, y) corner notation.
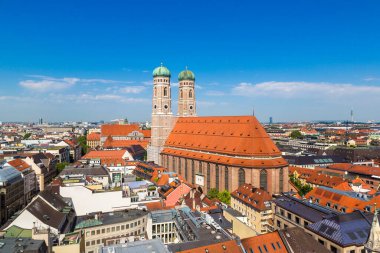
top-left (160, 62), bottom-right (163, 67)
top-left (185, 66), bottom-right (188, 70)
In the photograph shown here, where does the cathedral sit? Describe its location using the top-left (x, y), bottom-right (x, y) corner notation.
top-left (147, 64), bottom-right (289, 195)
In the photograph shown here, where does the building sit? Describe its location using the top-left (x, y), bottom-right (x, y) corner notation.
top-left (0, 237), bottom-right (48, 253)
top-left (148, 209), bottom-right (180, 244)
top-left (87, 132), bottom-right (101, 149)
top-left (0, 164), bottom-right (24, 225)
top-left (74, 209), bottom-right (148, 253)
top-left (284, 155), bottom-right (345, 168)
top-left (58, 164), bottom-right (110, 187)
top-left (147, 65), bottom-right (289, 195)
top-left (99, 239), bottom-right (169, 253)
top-left (6, 159), bottom-right (37, 205)
top-left (231, 184), bottom-right (273, 234)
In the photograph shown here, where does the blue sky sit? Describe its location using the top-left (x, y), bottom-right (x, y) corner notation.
top-left (1, 0), bottom-right (380, 122)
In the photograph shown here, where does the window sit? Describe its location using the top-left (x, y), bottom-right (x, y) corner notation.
top-left (91, 231), bottom-right (95, 235)
top-left (318, 239), bottom-right (325, 245)
top-left (207, 163), bottom-right (211, 191)
top-left (97, 239), bottom-right (100, 244)
top-left (180, 89), bottom-right (183, 98)
top-left (185, 159), bottom-right (188, 180)
top-left (304, 221), bottom-right (309, 227)
top-left (164, 87), bottom-right (168, 96)
top-left (277, 220), bottom-right (281, 228)
top-left (295, 216), bottom-right (300, 224)
top-left (260, 169), bottom-right (267, 191)
top-left (154, 87), bottom-right (157, 97)
top-left (279, 168), bottom-right (283, 192)
top-left (215, 164), bottom-right (220, 190)
top-left (238, 168), bottom-right (245, 186)
top-left (330, 245), bottom-right (338, 253)
top-left (86, 241), bottom-right (90, 246)
top-left (189, 89), bottom-right (193, 98)
top-left (191, 160), bottom-right (195, 184)
top-left (102, 229), bottom-right (105, 233)
top-left (225, 166), bottom-right (229, 190)
top-left (287, 213), bottom-right (292, 220)
top-left (111, 227), bottom-right (115, 232)
top-left (199, 161), bottom-right (203, 174)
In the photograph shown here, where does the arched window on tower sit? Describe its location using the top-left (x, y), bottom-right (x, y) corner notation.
top-left (180, 89), bottom-right (183, 99)
top-left (225, 166), bottom-right (229, 190)
top-left (184, 159), bottom-right (188, 180)
top-left (164, 87), bottom-right (168, 97)
top-left (279, 168), bottom-right (283, 193)
top-left (238, 168), bottom-right (245, 186)
top-left (189, 89), bottom-right (193, 98)
top-left (154, 87), bottom-right (157, 97)
top-left (260, 169), bottom-right (268, 191)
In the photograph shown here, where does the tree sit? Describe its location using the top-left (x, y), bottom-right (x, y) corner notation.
top-left (78, 135), bottom-right (89, 155)
top-left (23, 133), bottom-right (32, 140)
top-left (217, 190), bottom-right (231, 205)
top-left (207, 188), bottom-right (219, 199)
top-left (56, 162), bottom-right (69, 173)
top-left (290, 130), bottom-right (303, 139)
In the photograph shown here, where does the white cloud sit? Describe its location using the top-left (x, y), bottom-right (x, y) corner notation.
top-left (119, 86), bottom-right (146, 94)
top-left (364, 77), bottom-right (380, 81)
top-left (232, 81), bottom-right (380, 98)
top-left (19, 75), bottom-right (132, 92)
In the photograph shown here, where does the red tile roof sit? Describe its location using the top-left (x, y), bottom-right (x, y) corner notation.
top-left (101, 124), bottom-right (140, 137)
top-left (8, 159), bottom-right (30, 172)
top-left (326, 163), bottom-right (380, 177)
top-left (103, 136), bottom-right (149, 149)
top-left (176, 240), bottom-right (244, 253)
top-left (231, 183), bottom-right (272, 211)
top-left (87, 132), bottom-right (101, 141)
top-left (82, 150), bottom-right (127, 159)
top-left (241, 231), bottom-right (288, 253)
top-left (162, 116), bottom-right (287, 168)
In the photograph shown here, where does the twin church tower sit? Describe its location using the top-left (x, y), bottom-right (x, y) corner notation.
top-left (147, 64), bottom-right (197, 164)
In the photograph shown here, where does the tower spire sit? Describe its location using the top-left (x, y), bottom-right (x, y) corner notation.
top-left (365, 203), bottom-right (380, 253)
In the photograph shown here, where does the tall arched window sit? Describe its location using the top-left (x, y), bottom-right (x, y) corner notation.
top-left (180, 89), bottom-right (183, 98)
top-left (225, 166), bottom-right (229, 190)
top-left (154, 87), bottom-right (157, 97)
top-left (191, 160), bottom-right (195, 184)
top-left (279, 168), bottom-right (283, 193)
top-left (199, 161), bottom-right (203, 174)
top-left (189, 89), bottom-right (193, 98)
top-left (238, 168), bottom-right (245, 186)
top-left (215, 165), bottom-right (220, 191)
top-left (164, 87), bottom-right (168, 96)
top-left (171, 156), bottom-right (175, 171)
top-left (207, 163), bottom-right (211, 191)
top-left (260, 169), bottom-right (268, 191)
top-left (184, 159), bottom-right (188, 180)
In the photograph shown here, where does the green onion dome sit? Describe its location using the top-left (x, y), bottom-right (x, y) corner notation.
top-left (178, 68), bottom-right (195, 81)
top-left (153, 64), bottom-right (171, 78)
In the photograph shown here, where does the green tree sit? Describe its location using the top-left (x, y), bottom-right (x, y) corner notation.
top-left (56, 162), bottom-right (69, 173)
top-left (290, 130), bottom-right (303, 139)
top-left (207, 188), bottom-right (219, 199)
top-left (23, 133), bottom-right (32, 140)
top-left (78, 135), bottom-right (89, 155)
top-left (217, 190), bottom-right (231, 205)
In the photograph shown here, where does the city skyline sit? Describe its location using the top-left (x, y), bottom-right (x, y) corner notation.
top-left (1, 0), bottom-right (380, 122)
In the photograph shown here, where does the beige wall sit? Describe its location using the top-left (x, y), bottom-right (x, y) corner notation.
top-left (223, 210), bottom-right (257, 239)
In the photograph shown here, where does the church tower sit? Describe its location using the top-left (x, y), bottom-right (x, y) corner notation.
top-left (147, 64), bottom-right (174, 165)
top-left (177, 67), bottom-right (196, 117)
top-left (365, 206), bottom-right (380, 253)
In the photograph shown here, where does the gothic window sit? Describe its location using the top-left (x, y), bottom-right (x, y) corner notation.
top-left (164, 87), bottom-right (168, 97)
top-left (166, 155), bottom-right (169, 169)
top-left (189, 89), bottom-right (193, 98)
top-left (191, 160), bottom-right (195, 184)
top-left (171, 156), bottom-right (175, 171)
top-left (180, 89), bottom-right (183, 99)
top-left (279, 168), bottom-right (283, 193)
top-left (225, 166), bottom-right (229, 190)
top-left (207, 163), bottom-right (211, 191)
top-left (154, 87), bottom-right (157, 97)
top-left (215, 165), bottom-right (220, 191)
top-left (199, 162), bottom-right (203, 174)
top-left (238, 168), bottom-right (245, 186)
top-left (260, 169), bottom-right (268, 191)
top-left (184, 159), bottom-right (188, 180)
